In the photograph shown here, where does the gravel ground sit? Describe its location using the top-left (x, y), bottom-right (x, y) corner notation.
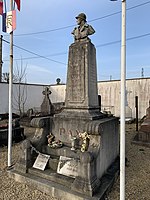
top-left (0, 124), bottom-right (150, 200)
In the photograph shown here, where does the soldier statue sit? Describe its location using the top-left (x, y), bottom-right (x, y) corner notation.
top-left (72, 13), bottom-right (95, 42)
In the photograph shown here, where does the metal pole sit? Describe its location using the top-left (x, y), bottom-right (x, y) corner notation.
top-left (8, 0), bottom-right (13, 167)
top-left (0, 35), bottom-right (3, 82)
top-left (120, 0), bottom-right (126, 199)
top-left (135, 96), bottom-right (138, 131)
top-left (98, 95), bottom-right (101, 112)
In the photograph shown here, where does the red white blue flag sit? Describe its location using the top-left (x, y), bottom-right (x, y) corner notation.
top-left (0, 0), bottom-right (3, 15)
top-left (2, 10), bottom-right (16, 33)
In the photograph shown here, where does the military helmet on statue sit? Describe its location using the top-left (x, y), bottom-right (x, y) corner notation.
top-left (75, 13), bottom-right (87, 22)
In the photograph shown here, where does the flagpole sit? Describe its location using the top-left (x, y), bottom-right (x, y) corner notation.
top-left (8, 0), bottom-right (13, 167)
top-left (110, 0), bottom-right (126, 199)
top-left (120, 1), bottom-right (126, 199)
top-left (0, 35), bottom-right (2, 82)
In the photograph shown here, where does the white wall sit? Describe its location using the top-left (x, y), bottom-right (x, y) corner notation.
top-left (0, 83), bottom-right (45, 114)
top-left (98, 78), bottom-right (150, 118)
top-left (0, 83), bottom-right (9, 113)
top-left (0, 78), bottom-right (149, 119)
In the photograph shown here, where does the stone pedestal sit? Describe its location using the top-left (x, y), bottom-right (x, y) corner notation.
top-left (10, 116), bottom-right (119, 199)
top-left (59, 40), bottom-right (102, 120)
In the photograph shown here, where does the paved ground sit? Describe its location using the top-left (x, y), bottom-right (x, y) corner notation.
top-left (0, 124), bottom-right (150, 200)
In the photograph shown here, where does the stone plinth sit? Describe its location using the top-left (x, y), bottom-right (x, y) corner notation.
top-left (59, 40), bottom-right (102, 119)
top-left (13, 116), bottom-right (119, 197)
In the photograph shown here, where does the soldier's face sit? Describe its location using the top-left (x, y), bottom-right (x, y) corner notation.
top-left (77, 17), bottom-right (82, 25)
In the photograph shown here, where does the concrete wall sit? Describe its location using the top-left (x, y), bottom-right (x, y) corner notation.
top-left (98, 78), bottom-right (150, 118)
top-left (0, 78), bottom-right (149, 119)
top-left (0, 82), bottom-right (44, 114)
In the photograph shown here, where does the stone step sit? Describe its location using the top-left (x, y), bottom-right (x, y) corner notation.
top-left (28, 167), bottom-right (74, 188)
top-left (8, 157), bottom-right (119, 200)
top-left (8, 169), bottom-right (95, 200)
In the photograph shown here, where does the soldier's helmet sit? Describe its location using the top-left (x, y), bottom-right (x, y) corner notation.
top-left (75, 13), bottom-right (87, 22)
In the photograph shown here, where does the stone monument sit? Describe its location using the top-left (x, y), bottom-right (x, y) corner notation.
top-left (40, 86), bottom-right (53, 116)
top-left (132, 101), bottom-right (150, 147)
top-left (9, 13), bottom-right (119, 200)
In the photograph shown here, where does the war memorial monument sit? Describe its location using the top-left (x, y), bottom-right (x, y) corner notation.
top-left (9, 13), bottom-right (119, 199)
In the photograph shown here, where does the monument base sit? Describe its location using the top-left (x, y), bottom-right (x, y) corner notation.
top-left (56, 107), bottom-right (104, 120)
top-left (10, 116), bottom-right (119, 199)
top-left (8, 157), bottom-right (119, 200)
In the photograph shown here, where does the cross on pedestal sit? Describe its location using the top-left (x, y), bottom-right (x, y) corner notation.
top-left (42, 87), bottom-right (52, 97)
top-left (41, 87), bottom-right (52, 115)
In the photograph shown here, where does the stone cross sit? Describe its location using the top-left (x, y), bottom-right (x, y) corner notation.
top-left (41, 87), bottom-right (52, 115)
top-left (42, 87), bottom-right (52, 97)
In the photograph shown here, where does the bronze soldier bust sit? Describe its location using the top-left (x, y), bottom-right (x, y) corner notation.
top-left (72, 13), bottom-right (95, 42)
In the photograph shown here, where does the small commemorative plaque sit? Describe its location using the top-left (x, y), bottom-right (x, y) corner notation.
top-left (57, 156), bottom-right (79, 178)
top-left (33, 153), bottom-right (50, 171)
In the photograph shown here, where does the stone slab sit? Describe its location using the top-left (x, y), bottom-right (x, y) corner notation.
top-left (28, 168), bottom-right (74, 189)
top-left (7, 157), bottom-right (119, 200)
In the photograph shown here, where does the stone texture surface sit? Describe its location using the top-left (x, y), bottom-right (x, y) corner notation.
top-left (65, 41), bottom-right (98, 109)
top-left (11, 115), bottom-right (119, 197)
top-left (41, 87), bottom-right (53, 116)
top-left (60, 40), bottom-right (102, 121)
top-left (0, 124), bottom-right (150, 200)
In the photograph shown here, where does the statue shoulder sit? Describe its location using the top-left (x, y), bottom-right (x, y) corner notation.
top-left (87, 24), bottom-right (95, 35)
top-left (71, 26), bottom-right (78, 35)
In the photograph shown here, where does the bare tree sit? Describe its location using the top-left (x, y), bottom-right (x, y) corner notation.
top-left (13, 59), bottom-right (28, 117)
top-left (2, 72), bottom-right (17, 83)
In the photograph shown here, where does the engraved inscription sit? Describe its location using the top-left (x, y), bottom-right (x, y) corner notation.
top-left (67, 45), bottom-right (85, 103)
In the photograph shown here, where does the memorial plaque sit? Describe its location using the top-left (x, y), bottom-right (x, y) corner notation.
top-left (33, 153), bottom-right (50, 171)
top-left (57, 156), bottom-right (79, 178)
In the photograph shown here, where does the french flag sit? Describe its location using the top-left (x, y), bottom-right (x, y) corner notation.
top-left (3, 10), bottom-right (16, 33)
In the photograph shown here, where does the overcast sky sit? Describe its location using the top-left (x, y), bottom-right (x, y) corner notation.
top-left (1, 0), bottom-right (150, 84)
